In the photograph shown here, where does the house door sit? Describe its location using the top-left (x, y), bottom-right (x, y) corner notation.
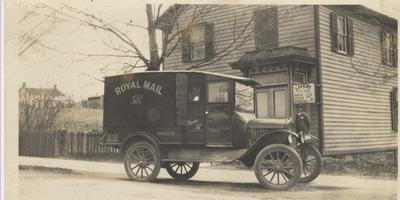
top-left (256, 87), bottom-right (289, 119)
top-left (205, 81), bottom-right (233, 147)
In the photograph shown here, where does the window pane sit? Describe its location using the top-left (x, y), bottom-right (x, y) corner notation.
top-left (274, 90), bottom-right (287, 118)
top-left (235, 83), bottom-right (254, 113)
top-left (294, 72), bottom-right (306, 83)
top-left (256, 92), bottom-right (268, 118)
top-left (190, 24), bottom-right (205, 60)
top-left (191, 43), bottom-right (205, 61)
top-left (208, 82), bottom-right (228, 103)
top-left (188, 86), bottom-right (201, 102)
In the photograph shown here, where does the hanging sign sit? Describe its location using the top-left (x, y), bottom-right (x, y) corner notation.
top-left (293, 83), bottom-right (315, 104)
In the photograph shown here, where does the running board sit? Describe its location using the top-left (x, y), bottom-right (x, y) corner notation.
top-left (161, 148), bottom-right (248, 163)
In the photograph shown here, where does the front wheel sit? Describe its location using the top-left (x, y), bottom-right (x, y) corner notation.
top-left (298, 144), bottom-right (322, 183)
top-left (254, 144), bottom-right (302, 190)
top-left (165, 162), bottom-right (199, 181)
top-left (124, 142), bottom-right (161, 182)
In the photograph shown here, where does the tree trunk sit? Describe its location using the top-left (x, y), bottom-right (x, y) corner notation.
top-left (146, 4), bottom-right (160, 71)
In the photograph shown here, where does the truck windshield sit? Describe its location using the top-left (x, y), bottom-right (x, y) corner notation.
top-left (235, 82), bottom-right (254, 113)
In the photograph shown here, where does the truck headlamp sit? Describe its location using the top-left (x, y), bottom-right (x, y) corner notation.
top-left (287, 134), bottom-right (293, 144)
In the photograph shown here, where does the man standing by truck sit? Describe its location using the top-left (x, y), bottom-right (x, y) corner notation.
top-left (294, 104), bottom-right (311, 142)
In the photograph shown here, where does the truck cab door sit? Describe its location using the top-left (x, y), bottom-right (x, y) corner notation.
top-left (205, 80), bottom-right (234, 147)
top-left (183, 74), bottom-right (206, 145)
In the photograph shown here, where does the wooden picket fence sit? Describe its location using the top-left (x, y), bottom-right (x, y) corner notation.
top-left (19, 129), bottom-right (121, 161)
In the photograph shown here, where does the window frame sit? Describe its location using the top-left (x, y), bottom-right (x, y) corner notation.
top-left (182, 22), bottom-right (215, 63)
top-left (207, 81), bottom-right (230, 103)
top-left (273, 89), bottom-right (288, 119)
top-left (382, 31), bottom-right (398, 67)
top-left (189, 24), bottom-right (206, 61)
top-left (330, 13), bottom-right (354, 56)
top-left (336, 16), bottom-right (348, 54)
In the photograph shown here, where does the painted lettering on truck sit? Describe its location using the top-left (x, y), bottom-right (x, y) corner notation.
top-left (114, 80), bottom-right (163, 96)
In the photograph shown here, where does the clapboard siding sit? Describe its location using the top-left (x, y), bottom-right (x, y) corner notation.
top-left (318, 6), bottom-right (398, 155)
top-left (163, 4), bottom-right (319, 137)
top-left (163, 5), bottom-right (316, 74)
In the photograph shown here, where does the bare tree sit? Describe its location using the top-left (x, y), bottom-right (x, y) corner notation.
top-left (344, 6), bottom-right (398, 80)
top-left (19, 86), bottom-right (64, 131)
top-left (17, 4), bottom-right (270, 73)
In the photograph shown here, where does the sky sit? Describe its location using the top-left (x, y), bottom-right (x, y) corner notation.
top-left (5, 0), bottom-right (400, 101)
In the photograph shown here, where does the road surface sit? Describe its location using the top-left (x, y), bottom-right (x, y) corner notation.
top-left (19, 165), bottom-right (397, 200)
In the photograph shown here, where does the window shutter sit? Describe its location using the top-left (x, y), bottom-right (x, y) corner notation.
top-left (391, 88), bottom-right (398, 131)
top-left (254, 7), bottom-right (278, 50)
top-left (394, 34), bottom-right (398, 67)
top-left (347, 18), bottom-right (354, 56)
top-left (204, 23), bottom-right (215, 59)
top-left (381, 32), bottom-right (388, 65)
top-left (181, 29), bottom-right (191, 63)
top-left (330, 13), bottom-right (338, 52)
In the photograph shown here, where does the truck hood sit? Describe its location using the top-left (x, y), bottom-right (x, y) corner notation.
top-left (234, 111), bottom-right (256, 124)
top-left (234, 111), bottom-right (293, 129)
top-left (247, 118), bottom-right (293, 129)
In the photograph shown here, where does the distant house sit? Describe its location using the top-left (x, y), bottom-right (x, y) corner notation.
top-left (19, 82), bottom-right (67, 130)
top-left (81, 100), bottom-right (88, 108)
top-left (157, 5), bottom-right (398, 155)
top-left (87, 95), bottom-right (103, 109)
top-left (19, 82), bottom-right (67, 106)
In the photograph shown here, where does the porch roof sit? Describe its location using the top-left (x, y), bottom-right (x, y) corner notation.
top-left (230, 46), bottom-right (317, 70)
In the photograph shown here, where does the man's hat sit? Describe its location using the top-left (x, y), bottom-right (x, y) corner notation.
top-left (295, 104), bottom-right (304, 109)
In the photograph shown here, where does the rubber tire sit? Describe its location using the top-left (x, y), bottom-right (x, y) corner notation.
top-left (254, 144), bottom-right (302, 190)
top-left (165, 162), bottom-right (200, 181)
top-left (124, 141), bottom-right (161, 182)
top-left (298, 144), bottom-right (322, 183)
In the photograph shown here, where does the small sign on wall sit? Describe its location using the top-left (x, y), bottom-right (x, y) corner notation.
top-left (293, 83), bottom-right (315, 104)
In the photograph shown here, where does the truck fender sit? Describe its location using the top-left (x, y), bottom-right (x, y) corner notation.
top-left (120, 132), bottom-right (161, 154)
top-left (239, 129), bottom-right (298, 168)
top-left (268, 129), bottom-right (299, 138)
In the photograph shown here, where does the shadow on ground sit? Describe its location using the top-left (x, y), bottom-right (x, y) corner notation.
top-left (118, 177), bottom-right (347, 193)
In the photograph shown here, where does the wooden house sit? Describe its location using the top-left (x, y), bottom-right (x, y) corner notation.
top-left (156, 5), bottom-right (398, 155)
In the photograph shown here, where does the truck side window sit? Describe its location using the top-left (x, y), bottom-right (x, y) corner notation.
top-left (208, 82), bottom-right (229, 103)
top-left (188, 85), bottom-right (201, 102)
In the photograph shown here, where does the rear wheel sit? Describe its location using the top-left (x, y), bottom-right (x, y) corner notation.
top-left (124, 141), bottom-right (161, 182)
top-left (254, 144), bottom-right (302, 190)
top-left (165, 162), bottom-right (199, 181)
top-left (298, 144), bottom-right (322, 183)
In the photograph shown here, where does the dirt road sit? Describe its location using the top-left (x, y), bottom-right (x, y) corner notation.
top-left (19, 166), bottom-right (396, 200)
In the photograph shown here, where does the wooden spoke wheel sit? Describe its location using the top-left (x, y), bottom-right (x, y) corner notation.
top-left (298, 144), bottom-right (322, 183)
top-left (124, 142), bottom-right (161, 182)
top-left (254, 144), bottom-right (302, 190)
top-left (165, 162), bottom-right (200, 181)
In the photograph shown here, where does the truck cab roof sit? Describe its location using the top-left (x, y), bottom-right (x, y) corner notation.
top-left (105, 70), bottom-right (260, 86)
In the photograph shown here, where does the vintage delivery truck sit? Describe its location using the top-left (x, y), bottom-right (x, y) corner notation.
top-left (102, 71), bottom-right (321, 190)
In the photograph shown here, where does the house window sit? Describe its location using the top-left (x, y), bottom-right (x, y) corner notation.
top-left (190, 24), bottom-right (205, 61)
top-left (254, 7), bottom-right (278, 50)
top-left (337, 16), bottom-right (348, 53)
top-left (330, 13), bottom-right (354, 55)
top-left (256, 87), bottom-right (288, 119)
top-left (382, 32), bottom-right (398, 67)
top-left (390, 87), bottom-right (398, 131)
top-left (293, 71), bottom-right (306, 83)
top-left (273, 89), bottom-right (287, 118)
top-left (182, 23), bottom-right (215, 62)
